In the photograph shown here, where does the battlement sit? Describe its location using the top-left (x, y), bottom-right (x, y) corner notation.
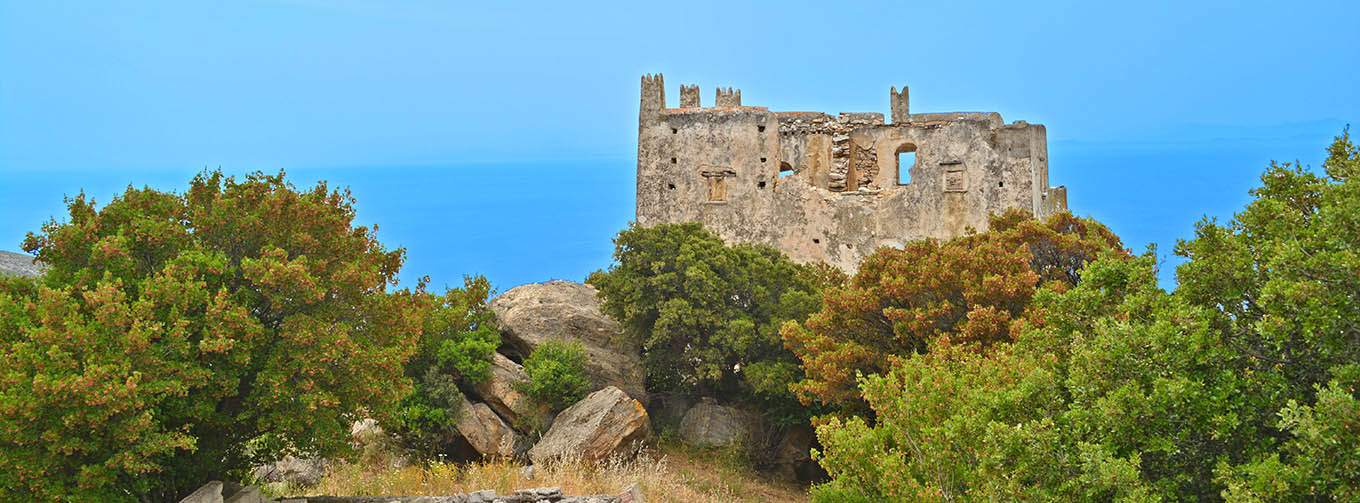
top-left (715, 87), bottom-right (741, 106)
top-left (636, 76), bottom-right (1068, 272)
top-left (679, 84), bottom-right (700, 108)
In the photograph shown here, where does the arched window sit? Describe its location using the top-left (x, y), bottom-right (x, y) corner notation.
top-left (896, 144), bottom-right (917, 185)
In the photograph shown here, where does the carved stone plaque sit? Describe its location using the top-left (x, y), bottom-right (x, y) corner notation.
top-left (944, 170), bottom-right (966, 192)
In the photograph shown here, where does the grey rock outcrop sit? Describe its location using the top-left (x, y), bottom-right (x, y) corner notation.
top-left (252, 455), bottom-right (329, 486)
top-left (490, 281), bottom-right (646, 402)
top-left (472, 353), bottom-right (549, 431)
top-left (179, 482), bottom-right (266, 503)
top-left (179, 481), bottom-right (224, 503)
top-left (454, 397), bottom-right (528, 458)
top-left (224, 485), bottom-right (265, 503)
top-left (349, 418), bottom-right (384, 444)
top-left (677, 400), bottom-right (759, 448)
top-left (527, 386), bottom-right (650, 465)
top-left (768, 425), bottom-right (818, 480)
top-left (0, 250), bottom-right (44, 278)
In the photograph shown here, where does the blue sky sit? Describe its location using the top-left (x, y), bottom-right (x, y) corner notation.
top-left (2, 1), bottom-right (1358, 290)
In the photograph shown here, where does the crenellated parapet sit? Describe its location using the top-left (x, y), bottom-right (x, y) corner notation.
top-left (639, 73), bottom-right (665, 120)
top-left (679, 84), bottom-right (700, 108)
top-left (714, 87), bottom-right (741, 107)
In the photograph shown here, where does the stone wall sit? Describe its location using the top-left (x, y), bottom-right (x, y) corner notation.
top-left (636, 74), bottom-right (1069, 272)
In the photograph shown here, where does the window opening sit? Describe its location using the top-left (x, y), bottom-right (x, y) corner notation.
top-left (896, 144), bottom-right (917, 185)
top-left (779, 161), bottom-right (795, 179)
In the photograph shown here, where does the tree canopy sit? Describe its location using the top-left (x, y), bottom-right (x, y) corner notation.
top-left (587, 222), bottom-right (836, 425)
top-left (782, 209), bottom-right (1125, 412)
top-left (0, 170), bottom-right (426, 502)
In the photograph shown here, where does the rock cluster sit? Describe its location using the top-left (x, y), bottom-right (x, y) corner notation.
top-left (255, 281), bottom-right (652, 488)
top-left (491, 281), bottom-right (647, 402)
top-left (246, 279), bottom-right (816, 495)
top-left (456, 281), bottom-right (650, 462)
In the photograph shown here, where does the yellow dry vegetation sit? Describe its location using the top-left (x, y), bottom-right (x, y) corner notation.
top-left (265, 444), bottom-right (808, 503)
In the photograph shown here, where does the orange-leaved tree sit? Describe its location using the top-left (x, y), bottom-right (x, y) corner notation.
top-left (0, 170), bottom-right (426, 502)
top-left (781, 209), bottom-right (1125, 412)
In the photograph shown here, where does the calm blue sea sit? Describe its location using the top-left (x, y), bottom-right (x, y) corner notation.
top-left (0, 121), bottom-right (1347, 291)
top-left (0, 159), bottom-right (636, 293)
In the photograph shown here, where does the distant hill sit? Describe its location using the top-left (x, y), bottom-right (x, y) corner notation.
top-left (0, 250), bottom-right (45, 277)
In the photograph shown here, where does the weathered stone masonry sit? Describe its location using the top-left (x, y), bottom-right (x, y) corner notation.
top-left (636, 74), bottom-right (1069, 272)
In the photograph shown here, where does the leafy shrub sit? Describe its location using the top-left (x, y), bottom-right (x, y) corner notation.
top-left (518, 340), bottom-right (593, 412)
top-left (782, 209), bottom-right (1125, 412)
top-left (0, 170), bottom-right (426, 502)
top-left (587, 222), bottom-right (834, 426)
top-left (393, 275), bottom-right (499, 456)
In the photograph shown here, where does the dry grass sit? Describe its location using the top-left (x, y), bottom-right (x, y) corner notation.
top-left (264, 443), bottom-right (808, 503)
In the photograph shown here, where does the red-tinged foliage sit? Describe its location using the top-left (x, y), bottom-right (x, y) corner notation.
top-left (0, 170), bottom-right (426, 502)
top-left (781, 209), bottom-right (1125, 411)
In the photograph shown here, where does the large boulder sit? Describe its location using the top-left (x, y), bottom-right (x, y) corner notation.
top-left (178, 481), bottom-right (223, 503)
top-left (490, 281), bottom-right (646, 402)
top-left (471, 353), bottom-right (550, 431)
top-left (251, 455), bottom-right (329, 486)
top-left (528, 386), bottom-right (650, 465)
top-left (677, 400), bottom-right (761, 448)
top-left (455, 397), bottom-right (529, 458)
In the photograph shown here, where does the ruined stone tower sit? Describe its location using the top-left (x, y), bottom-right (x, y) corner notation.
top-left (636, 74), bottom-right (1068, 272)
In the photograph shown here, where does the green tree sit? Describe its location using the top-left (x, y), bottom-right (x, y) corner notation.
top-left (782, 209), bottom-right (1125, 411)
top-left (1176, 128), bottom-right (1360, 411)
top-left (1220, 369), bottom-right (1360, 502)
top-left (587, 222), bottom-right (833, 425)
top-left (812, 253), bottom-right (1270, 502)
top-left (1194, 129), bottom-right (1360, 501)
top-left (517, 340), bottom-right (593, 413)
top-left (392, 275), bottom-right (500, 457)
top-left (0, 170), bottom-right (426, 502)
top-left (809, 130), bottom-right (1360, 502)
